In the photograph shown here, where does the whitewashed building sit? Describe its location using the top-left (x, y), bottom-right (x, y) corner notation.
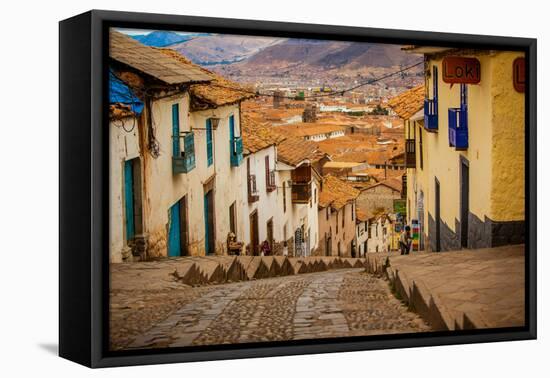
top-left (274, 137), bottom-right (328, 256)
top-left (366, 214), bottom-right (393, 253)
top-left (240, 115), bottom-right (285, 255)
top-left (109, 31), bottom-right (254, 262)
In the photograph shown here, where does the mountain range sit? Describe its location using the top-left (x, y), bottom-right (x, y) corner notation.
top-left (130, 31), bottom-right (421, 77)
top-left (130, 31), bottom-right (208, 47)
top-left (240, 39), bottom-right (419, 70)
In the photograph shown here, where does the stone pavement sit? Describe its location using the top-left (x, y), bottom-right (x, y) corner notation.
top-left (364, 244), bottom-right (525, 330)
top-left (111, 269), bottom-right (430, 350)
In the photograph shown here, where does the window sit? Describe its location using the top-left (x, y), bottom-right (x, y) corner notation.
top-left (172, 104), bottom-right (180, 157)
top-left (206, 118), bottom-right (213, 166)
top-left (336, 212), bottom-right (339, 234)
top-left (351, 203), bottom-right (355, 221)
top-left (314, 188), bottom-right (317, 204)
top-left (282, 181), bottom-right (287, 213)
top-left (326, 208), bottom-right (329, 221)
top-left (229, 201), bottom-right (236, 235)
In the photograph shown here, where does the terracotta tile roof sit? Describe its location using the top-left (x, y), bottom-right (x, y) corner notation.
top-left (364, 177), bottom-right (403, 193)
top-left (274, 123), bottom-right (345, 137)
top-left (241, 114), bottom-right (286, 154)
top-left (276, 136), bottom-right (326, 167)
top-left (351, 167), bottom-right (403, 182)
top-left (159, 49), bottom-right (256, 108)
top-left (319, 175), bottom-right (360, 210)
top-left (109, 30), bottom-right (211, 85)
top-left (387, 85), bottom-right (425, 120)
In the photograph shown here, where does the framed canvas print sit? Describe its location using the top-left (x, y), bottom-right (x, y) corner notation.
top-left (59, 10), bottom-right (537, 368)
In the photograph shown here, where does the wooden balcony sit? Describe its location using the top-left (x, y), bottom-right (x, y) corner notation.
top-left (291, 165), bottom-right (312, 204)
top-left (291, 181), bottom-right (312, 204)
top-left (172, 132), bottom-right (196, 174)
top-left (405, 138), bottom-right (416, 169)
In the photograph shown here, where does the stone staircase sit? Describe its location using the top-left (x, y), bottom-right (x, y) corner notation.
top-left (112, 255), bottom-right (372, 288)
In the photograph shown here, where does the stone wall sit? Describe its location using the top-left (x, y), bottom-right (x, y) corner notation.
top-left (428, 212), bottom-right (525, 252)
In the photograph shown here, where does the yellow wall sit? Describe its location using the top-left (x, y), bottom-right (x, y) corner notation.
top-left (490, 52), bottom-right (525, 221)
top-left (406, 51), bottom-right (525, 249)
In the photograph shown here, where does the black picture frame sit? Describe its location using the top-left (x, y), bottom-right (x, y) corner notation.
top-left (59, 9), bottom-right (537, 368)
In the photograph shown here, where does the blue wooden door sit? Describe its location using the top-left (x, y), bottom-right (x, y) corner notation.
top-left (124, 160), bottom-right (135, 241)
top-left (172, 104), bottom-right (180, 157)
top-left (204, 190), bottom-right (214, 255)
top-left (206, 118), bottom-right (213, 166)
top-left (168, 201), bottom-right (181, 257)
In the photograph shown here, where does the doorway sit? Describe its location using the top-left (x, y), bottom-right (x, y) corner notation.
top-left (250, 210), bottom-right (259, 255)
top-left (460, 158), bottom-right (470, 248)
top-left (266, 218), bottom-right (274, 252)
top-left (204, 190), bottom-right (215, 255)
top-left (124, 158), bottom-right (142, 247)
top-left (167, 196), bottom-right (189, 257)
top-left (434, 177), bottom-right (441, 252)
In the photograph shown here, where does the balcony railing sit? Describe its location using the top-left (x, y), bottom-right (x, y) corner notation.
top-left (291, 181), bottom-right (312, 204)
top-left (448, 107), bottom-right (468, 150)
top-left (172, 132), bottom-right (196, 174)
top-left (405, 139), bottom-right (416, 168)
top-left (248, 174), bottom-right (259, 203)
top-left (230, 136), bottom-right (243, 167)
top-left (424, 99), bottom-right (438, 131)
top-left (266, 170), bottom-right (276, 192)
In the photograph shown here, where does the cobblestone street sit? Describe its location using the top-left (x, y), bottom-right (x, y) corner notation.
top-left (111, 269), bottom-right (430, 350)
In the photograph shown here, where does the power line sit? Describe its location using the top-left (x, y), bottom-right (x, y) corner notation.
top-left (208, 60), bottom-right (424, 100)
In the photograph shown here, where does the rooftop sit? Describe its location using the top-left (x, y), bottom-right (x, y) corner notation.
top-left (109, 30), bottom-right (211, 85)
top-left (241, 114), bottom-right (286, 154)
top-left (319, 175), bottom-right (360, 210)
top-left (276, 136), bottom-right (326, 167)
top-left (159, 49), bottom-right (256, 109)
top-left (364, 177), bottom-right (403, 193)
top-left (274, 123), bottom-right (346, 137)
top-left (387, 85), bottom-right (425, 120)
top-left (323, 161), bottom-right (363, 169)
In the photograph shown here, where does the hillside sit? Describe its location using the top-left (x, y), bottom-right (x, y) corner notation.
top-left (169, 35), bottom-right (284, 65)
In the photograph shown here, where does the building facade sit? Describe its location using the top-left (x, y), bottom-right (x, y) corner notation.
top-left (390, 48), bottom-right (525, 252)
top-left (317, 175), bottom-right (360, 257)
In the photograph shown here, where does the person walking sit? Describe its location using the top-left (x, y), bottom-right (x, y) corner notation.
top-left (260, 240), bottom-right (271, 256)
top-left (399, 225), bottom-right (412, 255)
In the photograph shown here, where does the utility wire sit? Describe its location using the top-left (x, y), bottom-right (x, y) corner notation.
top-left (208, 60), bottom-right (424, 100)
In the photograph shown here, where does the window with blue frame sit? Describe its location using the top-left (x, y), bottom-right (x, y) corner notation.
top-left (172, 103), bottom-right (196, 174)
top-left (448, 84), bottom-right (469, 150)
top-left (172, 104), bottom-right (180, 157)
top-left (229, 114), bottom-right (243, 167)
top-left (206, 118), bottom-right (213, 166)
top-left (424, 65), bottom-right (439, 131)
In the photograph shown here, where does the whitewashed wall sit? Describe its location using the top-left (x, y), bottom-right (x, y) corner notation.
top-left (109, 115), bottom-right (141, 263)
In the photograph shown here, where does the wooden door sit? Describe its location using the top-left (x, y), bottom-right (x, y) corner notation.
top-left (250, 210), bottom-right (259, 256)
top-left (124, 160), bottom-right (135, 242)
top-left (204, 190), bottom-right (215, 255)
top-left (168, 201), bottom-right (181, 257)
